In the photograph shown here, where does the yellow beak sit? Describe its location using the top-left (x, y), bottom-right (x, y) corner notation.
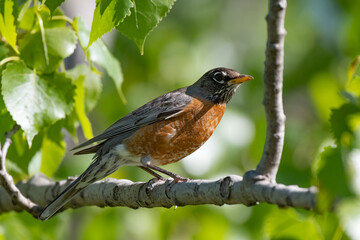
top-left (228, 74), bottom-right (254, 85)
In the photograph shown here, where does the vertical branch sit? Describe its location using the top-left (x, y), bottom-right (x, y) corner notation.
top-left (0, 125), bottom-right (39, 217)
top-left (256, 0), bottom-right (287, 181)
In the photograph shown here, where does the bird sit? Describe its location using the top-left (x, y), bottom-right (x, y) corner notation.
top-left (39, 67), bottom-right (253, 220)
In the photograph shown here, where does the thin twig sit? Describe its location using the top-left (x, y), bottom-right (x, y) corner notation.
top-left (256, 0), bottom-right (287, 181)
top-left (0, 125), bottom-right (40, 217)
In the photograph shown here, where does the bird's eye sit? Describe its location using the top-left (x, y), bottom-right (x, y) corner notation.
top-left (213, 71), bottom-right (225, 83)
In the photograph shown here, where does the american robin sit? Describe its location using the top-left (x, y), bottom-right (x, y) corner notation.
top-left (39, 67), bottom-right (253, 220)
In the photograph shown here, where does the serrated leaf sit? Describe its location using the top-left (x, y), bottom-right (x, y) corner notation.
top-left (73, 17), bottom-right (125, 102)
top-left (0, 0), bottom-right (19, 53)
top-left (88, 0), bottom-right (133, 47)
top-left (116, 0), bottom-right (176, 54)
top-left (40, 123), bottom-right (65, 176)
top-left (330, 103), bottom-right (360, 145)
top-left (19, 27), bottom-right (77, 73)
top-left (74, 76), bottom-right (94, 139)
top-left (67, 63), bottom-right (102, 113)
top-left (43, 0), bottom-right (65, 15)
top-left (317, 146), bottom-right (352, 197)
top-left (1, 61), bottom-right (75, 144)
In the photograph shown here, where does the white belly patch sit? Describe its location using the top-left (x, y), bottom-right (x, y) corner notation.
top-left (106, 144), bottom-right (142, 166)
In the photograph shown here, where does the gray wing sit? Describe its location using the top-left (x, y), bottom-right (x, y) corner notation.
top-left (72, 87), bottom-right (193, 152)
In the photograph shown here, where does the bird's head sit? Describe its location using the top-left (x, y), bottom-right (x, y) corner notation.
top-left (189, 67), bottom-right (253, 104)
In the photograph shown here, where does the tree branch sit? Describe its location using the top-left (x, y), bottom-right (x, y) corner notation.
top-left (256, 0), bottom-right (287, 181)
top-left (0, 125), bottom-right (40, 217)
top-left (0, 174), bottom-right (317, 215)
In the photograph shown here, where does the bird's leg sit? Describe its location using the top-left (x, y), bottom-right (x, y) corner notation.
top-left (138, 166), bottom-right (165, 180)
top-left (140, 156), bottom-right (189, 182)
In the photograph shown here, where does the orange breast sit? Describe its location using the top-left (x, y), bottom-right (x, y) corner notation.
top-left (123, 98), bottom-right (226, 165)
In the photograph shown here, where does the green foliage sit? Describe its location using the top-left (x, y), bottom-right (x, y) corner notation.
top-left (42, 0), bottom-right (65, 14)
top-left (116, 0), bottom-right (177, 54)
top-left (19, 27), bottom-right (77, 73)
top-left (74, 17), bottom-right (125, 102)
top-left (88, 0), bottom-right (133, 47)
top-left (0, 0), bottom-right (18, 53)
top-left (316, 146), bottom-right (352, 198)
top-left (313, 55), bottom-right (360, 239)
top-left (1, 61), bottom-right (74, 144)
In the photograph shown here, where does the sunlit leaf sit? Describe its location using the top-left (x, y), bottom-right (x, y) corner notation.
top-left (88, 0), bottom-right (133, 47)
top-left (0, 0), bottom-right (19, 53)
top-left (19, 27), bottom-right (76, 73)
top-left (347, 56), bottom-right (360, 83)
top-left (74, 76), bottom-right (94, 140)
top-left (345, 76), bottom-right (360, 98)
top-left (20, 25), bottom-right (75, 71)
top-left (116, 0), bottom-right (176, 54)
top-left (18, 5), bottom-right (35, 30)
top-left (67, 63), bottom-right (102, 113)
top-left (73, 17), bottom-right (125, 102)
top-left (1, 61), bottom-right (75, 144)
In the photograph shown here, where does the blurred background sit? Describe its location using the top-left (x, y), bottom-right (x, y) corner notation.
top-left (1, 0), bottom-right (359, 239)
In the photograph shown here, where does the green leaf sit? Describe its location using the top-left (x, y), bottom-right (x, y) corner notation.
top-left (43, 0), bottom-right (65, 15)
top-left (347, 55), bottom-right (360, 83)
top-left (265, 209), bottom-right (321, 239)
top-left (345, 76), bottom-right (360, 98)
top-left (74, 76), bottom-right (94, 140)
top-left (73, 17), bottom-right (125, 102)
top-left (17, 0), bottom-right (32, 23)
top-left (0, 0), bottom-right (19, 53)
top-left (66, 63), bottom-right (102, 113)
top-left (40, 123), bottom-right (66, 177)
top-left (0, 42), bottom-right (9, 60)
top-left (309, 73), bottom-right (344, 122)
top-left (330, 103), bottom-right (360, 146)
top-left (317, 146), bottom-right (352, 198)
top-left (1, 61), bottom-right (75, 144)
top-left (19, 27), bottom-right (77, 73)
top-left (116, 0), bottom-right (176, 54)
top-left (88, 0), bottom-right (133, 47)
top-left (18, 5), bottom-right (35, 30)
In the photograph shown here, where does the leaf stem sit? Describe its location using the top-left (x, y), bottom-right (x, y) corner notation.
top-left (0, 56), bottom-right (20, 67)
top-left (52, 15), bottom-right (73, 24)
top-left (35, 11), bottom-right (49, 65)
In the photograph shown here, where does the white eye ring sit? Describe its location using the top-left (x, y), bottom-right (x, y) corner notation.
top-left (213, 71), bottom-right (225, 83)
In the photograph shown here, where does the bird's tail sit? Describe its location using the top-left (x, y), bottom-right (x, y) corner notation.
top-left (39, 155), bottom-right (120, 221)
